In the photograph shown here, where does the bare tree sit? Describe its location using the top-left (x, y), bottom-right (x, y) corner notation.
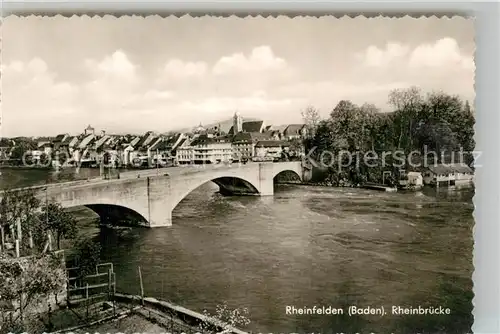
top-left (388, 86), bottom-right (424, 150)
top-left (301, 106), bottom-right (321, 138)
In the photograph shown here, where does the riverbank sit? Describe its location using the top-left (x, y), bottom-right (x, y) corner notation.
top-left (0, 164), bottom-right (52, 170)
top-left (277, 180), bottom-right (354, 187)
top-left (277, 180), bottom-right (385, 189)
top-left (276, 180), bottom-right (473, 191)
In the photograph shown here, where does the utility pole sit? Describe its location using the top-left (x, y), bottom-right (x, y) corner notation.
top-left (45, 181), bottom-right (52, 251)
top-left (156, 149), bottom-right (159, 175)
top-left (45, 182), bottom-right (48, 226)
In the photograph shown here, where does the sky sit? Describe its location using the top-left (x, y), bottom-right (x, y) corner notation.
top-left (1, 16), bottom-right (475, 137)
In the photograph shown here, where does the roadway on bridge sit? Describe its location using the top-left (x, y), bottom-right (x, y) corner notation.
top-left (118, 162), bottom-right (260, 180)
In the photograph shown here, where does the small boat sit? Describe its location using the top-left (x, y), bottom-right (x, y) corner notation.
top-left (363, 182), bottom-right (398, 192)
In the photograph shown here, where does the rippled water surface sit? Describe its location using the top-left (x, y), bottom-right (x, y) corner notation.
top-left (2, 169), bottom-right (473, 333)
top-left (99, 184), bottom-right (472, 333)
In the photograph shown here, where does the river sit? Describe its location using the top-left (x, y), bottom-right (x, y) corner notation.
top-left (1, 167), bottom-right (473, 333)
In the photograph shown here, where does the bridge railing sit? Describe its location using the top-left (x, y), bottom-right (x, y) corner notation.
top-left (0, 177), bottom-right (103, 194)
top-left (117, 162), bottom-right (260, 179)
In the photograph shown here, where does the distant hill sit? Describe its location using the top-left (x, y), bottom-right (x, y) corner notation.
top-left (171, 117), bottom-right (261, 135)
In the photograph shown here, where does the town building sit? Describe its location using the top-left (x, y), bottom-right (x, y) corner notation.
top-left (422, 163), bottom-right (474, 187)
top-left (233, 112), bottom-right (243, 134)
top-left (231, 132), bottom-right (270, 162)
top-left (121, 144), bottom-right (136, 166)
top-left (398, 171), bottom-right (424, 189)
top-left (253, 140), bottom-right (290, 161)
top-left (283, 124), bottom-right (308, 140)
top-left (29, 141), bottom-right (53, 166)
top-left (190, 134), bottom-right (232, 164)
top-left (228, 115), bottom-right (266, 135)
top-left (84, 124), bottom-right (95, 136)
top-left (193, 123), bottom-right (206, 134)
top-left (99, 141), bottom-right (121, 167)
top-left (76, 133), bottom-right (97, 166)
top-left (176, 137), bottom-right (194, 165)
top-left (149, 139), bottom-right (174, 166)
top-left (128, 131), bottom-right (158, 167)
top-left (52, 134), bottom-right (70, 150)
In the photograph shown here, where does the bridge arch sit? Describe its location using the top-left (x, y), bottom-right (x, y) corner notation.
top-left (168, 173), bottom-right (261, 212)
top-left (49, 193), bottom-right (153, 227)
top-left (83, 204), bottom-right (149, 226)
top-left (270, 162), bottom-right (303, 182)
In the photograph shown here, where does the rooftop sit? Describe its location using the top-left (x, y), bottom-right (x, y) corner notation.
top-left (427, 163), bottom-right (473, 175)
top-left (232, 132), bottom-right (271, 143)
top-left (255, 140), bottom-right (290, 147)
top-left (191, 134), bottom-right (230, 146)
top-left (283, 124), bottom-right (306, 135)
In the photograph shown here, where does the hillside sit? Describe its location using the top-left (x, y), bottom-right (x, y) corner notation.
top-left (172, 117), bottom-right (261, 134)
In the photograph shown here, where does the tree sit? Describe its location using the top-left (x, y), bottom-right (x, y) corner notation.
top-left (0, 252), bottom-right (66, 332)
top-left (0, 188), bottom-right (42, 252)
top-left (330, 100), bottom-right (368, 151)
top-left (301, 106), bottom-right (321, 138)
top-left (0, 138), bottom-right (11, 147)
top-left (73, 238), bottom-right (101, 279)
top-left (198, 302), bottom-right (251, 334)
top-left (9, 140), bottom-right (37, 162)
top-left (388, 86), bottom-right (424, 150)
top-left (458, 100), bottom-right (475, 165)
top-left (305, 119), bottom-right (336, 154)
top-left (296, 88), bottom-right (475, 185)
top-left (414, 92), bottom-right (471, 163)
top-left (287, 138), bottom-right (304, 159)
top-left (40, 202), bottom-right (77, 250)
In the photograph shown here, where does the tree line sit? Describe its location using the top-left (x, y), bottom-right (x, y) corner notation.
top-left (301, 86), bottom-right (475, 186)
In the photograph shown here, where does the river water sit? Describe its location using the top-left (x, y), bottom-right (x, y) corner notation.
top-left (1, 168), bottom-right (473, 333)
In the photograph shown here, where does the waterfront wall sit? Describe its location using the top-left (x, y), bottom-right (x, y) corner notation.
top-left (113, 293), bottom-right (249, 334)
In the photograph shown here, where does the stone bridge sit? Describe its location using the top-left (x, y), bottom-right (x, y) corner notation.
top-left (7, 161), bottom-right (305, 227)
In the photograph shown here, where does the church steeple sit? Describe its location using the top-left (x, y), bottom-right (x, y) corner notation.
top-left (233, 111), bottom-right (243, 134)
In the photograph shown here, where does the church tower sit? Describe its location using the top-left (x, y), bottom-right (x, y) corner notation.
top-left (233, 111), bottom-right (243, 134)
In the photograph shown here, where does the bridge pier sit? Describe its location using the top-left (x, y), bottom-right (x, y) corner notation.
top-left (149, 210), bottom-right (173, 227)
top-left (258, 182), bottom-right (274, 196)
top-left (147, 189), bottom-right (174, 227)
top-left (258, 163), bottom-right (275, 196)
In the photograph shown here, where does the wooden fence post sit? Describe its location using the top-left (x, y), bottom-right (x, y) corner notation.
top-left (47, 232), bottom-right (53, 251)
top-left (15, 239), bottom-right (20, 258)
top-left (107, 269), bottom-right (112, 300)
top-left (29, 231), bottom-right (34, 249)
top-left (138, 266), bottom-right (144, 306)
top-left (0, 225), bottom-right (5, 251)
top-left (85, 283), bottom-right (89, 320)
top-left (9, 225), bottom-right (14, 242)
top-left (16, 217), bottom-right (22, 244)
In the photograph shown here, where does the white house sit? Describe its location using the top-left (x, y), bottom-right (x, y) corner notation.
top-left (176, 138), bottom-right (194, 165)
top-left (121, 144), bottom-right (135, 165)
top-left (399, 171), bottom-right (423, 189)
top-left (253, 140), bottom-right (289, 161)
top-left (190, 135), bottom-right (232, 164)
top-left (422, 163), bottom-right (474, 187)
top-left (282, 124), bottom-right (308, 140)
top-left (407, 172), bottom-right (423, 187)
